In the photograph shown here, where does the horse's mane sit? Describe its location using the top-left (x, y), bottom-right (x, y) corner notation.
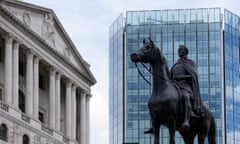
top-left (147, 40), bottom-right (171, 78)
top-left (155, 47), bottom-right (171, 78)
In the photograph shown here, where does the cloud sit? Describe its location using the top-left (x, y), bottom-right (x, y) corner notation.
top-left (90, 90), bottom-right (109, 144)
top-left (20, 0), bottom-right (240, 144)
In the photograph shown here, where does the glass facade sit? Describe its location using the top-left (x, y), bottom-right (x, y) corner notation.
top-left (109, 8), bottom-right (240, 144)
top-left (224, 9), bottom-right (240, 144)
top-left (109, 14), bottom-right (124, 144)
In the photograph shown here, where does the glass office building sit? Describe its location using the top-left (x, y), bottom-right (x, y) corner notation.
top-left (109, 8), bottom-right (240, 144)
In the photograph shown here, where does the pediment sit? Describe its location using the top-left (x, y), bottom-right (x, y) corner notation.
top-left (0, 0), bottom-right (96, 85)
top-left (1, 1), bottom-right (59, 48)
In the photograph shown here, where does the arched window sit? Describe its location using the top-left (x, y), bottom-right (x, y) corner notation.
top-left (23, 134), bottom-right (29, 144)
top-left (0, 123), bottom-right (8, 141)
top-left (19, 90), bottom-right (25, 113)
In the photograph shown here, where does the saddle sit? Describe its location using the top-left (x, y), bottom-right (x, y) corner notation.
top-left (172, 82), bottom-right (200, 118)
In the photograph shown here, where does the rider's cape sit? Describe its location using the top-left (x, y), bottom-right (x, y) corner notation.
top-left (172, 58), bottom-right (203, 110)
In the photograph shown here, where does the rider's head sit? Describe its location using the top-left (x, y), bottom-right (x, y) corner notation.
top-left (178, 45), bottom-right (188, 58)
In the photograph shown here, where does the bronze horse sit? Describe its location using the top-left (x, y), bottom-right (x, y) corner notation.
top-left (130, 38), bottom-right (216, 144)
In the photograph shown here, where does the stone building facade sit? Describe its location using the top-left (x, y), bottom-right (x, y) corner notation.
top-left (0, 0), bottom-right (96, 143)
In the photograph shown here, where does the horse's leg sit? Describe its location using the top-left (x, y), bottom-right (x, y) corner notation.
top-left (153, 122), bottom-right (160, 144)
top-left (180, 131), bottom-right (195, 144)
top-left (168, 117), bottom-right (176, 144)
top-left (208, 117), bottom-right (216, 144)
top-left (198, 135), bottom-right (206, 144)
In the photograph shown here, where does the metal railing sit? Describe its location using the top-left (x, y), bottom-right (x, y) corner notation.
top-left (21, 114), bottom-right (30, 123)
top-left (0, 101), bottom-right (9, 112)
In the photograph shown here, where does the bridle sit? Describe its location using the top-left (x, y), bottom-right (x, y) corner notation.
top-left (135, 62), bottom-right (152, 85)
top-left (134, 46), bottom-right (172, 86)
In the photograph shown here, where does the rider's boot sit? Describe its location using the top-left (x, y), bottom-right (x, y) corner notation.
top-left (182, 96), bottom-right (190, 129)
top-left (144, 128), bottom-right (153, 134)
top-left (144, 118), bottom-right (154, 134)
top-left (193, 94), bottom-right (204, 117)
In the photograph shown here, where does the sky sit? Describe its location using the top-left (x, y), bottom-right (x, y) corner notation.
top-left (19, 0), bottom-right (240, 144)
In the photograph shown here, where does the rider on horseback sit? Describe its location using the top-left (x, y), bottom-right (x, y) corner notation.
top-left (144, 45), bottom-right (203, 133)
top-left (170, 45), bottom-right (203, 129)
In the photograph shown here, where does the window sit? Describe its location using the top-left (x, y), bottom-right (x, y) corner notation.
top-left (39, 112), bottom-right (44, 123)
top-left (23, 135), bottom-right (29, 144)
top-left (0, 38), bottom-right (3, 63)
top-left (39, 73), bottom-right (47, 90)
top-left (39, 74), bottom-right (44, 89)
top-left (0, 124), bottom-right (8, 142)
top-left (39, 108), bottom-right (46, 124)
top-left (19, 90), bottom-right (25, 113)
top-left (0, 88), bottom-right (2, 101)
top-left (19, 61), bottom-right (26, 76)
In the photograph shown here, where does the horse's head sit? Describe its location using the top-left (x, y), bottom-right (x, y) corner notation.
top-left (130, 38), bottom-right (159, 64)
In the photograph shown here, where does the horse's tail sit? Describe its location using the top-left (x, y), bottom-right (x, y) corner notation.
top-left (208, 116), bottom-right (216, 144)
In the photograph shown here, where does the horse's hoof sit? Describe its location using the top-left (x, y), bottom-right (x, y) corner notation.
top-left (144, 128), bottom-right (153, 134)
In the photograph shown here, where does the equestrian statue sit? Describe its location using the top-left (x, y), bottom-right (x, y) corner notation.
top-left (130, 38), bottom-right (216, 144)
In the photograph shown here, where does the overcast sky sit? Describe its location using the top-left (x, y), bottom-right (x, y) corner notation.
top-left (20, 0), bottom-right (240, 144)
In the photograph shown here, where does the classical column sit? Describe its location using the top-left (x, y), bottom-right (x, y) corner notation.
top-left (4, 34), bottom-right (13, 105)
top-left (25, 50), bottom-right (34, 115)
top-left (76, 90), bottom-right (81, 141)
top-left (49, 68), bottom-right (56, 129)
top-left (86, 94), bottom-right (91, 144)
top-left (80, 89), bottom-right (87, 144)
top-left (65, 81), bottom-right (72, 137)
top-left (12, 41), bottom-right (20, 108)
top-left (55, 72), bottom-right (61, 131)
top-left (71, 85), bottom-right (77, 139)
top-left (33, 56), bottom-right (39, 119)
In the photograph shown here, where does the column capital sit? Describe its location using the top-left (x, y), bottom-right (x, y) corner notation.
top-left (33, 53), bottom-right (42, 61)
top-left (72, 84), bottom-right (77, 90)
top-left (13, 37), bottom-right (23, 44)
top-left (33, 56), bottom-right (39, 64)
top-left (87, 93), bottom-right (92, 98)
top-left (3, 32), bottom-right (14, 40)
top-left (26, 49), bottom-right (40, 59)
top-left (80, 89), bottom-right (90, 96)
top-left (71, 82), bottom-right (79, 88)
top-left (86, 93), bottom-right (92, 101)
top-left (26, 49), bottom-right (34, 56)
top-left (56, 72), bottom-right (61, 80)
top-left (48, 66), bottom-right (57, 75)
top-left (13, 41), bottom-right (20, 49)
top-left (66, 80), bottom-right (72, 87)
top-left (55, 69), bottom-right (64, 76)
top-left (3, 33), bottom-right (21, 43)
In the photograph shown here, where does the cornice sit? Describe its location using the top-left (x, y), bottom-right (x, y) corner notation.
top-left (1, 0), bottom-right (52, 13)
top-left (0, 5), bottom-right (96, 86)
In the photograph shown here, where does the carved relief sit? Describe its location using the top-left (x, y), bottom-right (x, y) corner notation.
top-left (23, 12), bottom-right (31, 27)
top-left (64, 48), bottom-right (70, 60)
top-left (8, 7), bottom-right (18, 16)
top-left (34, 135), bottom-right (42, 144)
top-left (42, 14), bottom-right (55, 47)
top-left (13, 123), bottom-right (20, 133)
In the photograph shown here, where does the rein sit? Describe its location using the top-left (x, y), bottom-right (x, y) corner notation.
top-left (135, 63), bottom-right (152, 85)
top-left (134, 62), bottom-right (172, 86)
